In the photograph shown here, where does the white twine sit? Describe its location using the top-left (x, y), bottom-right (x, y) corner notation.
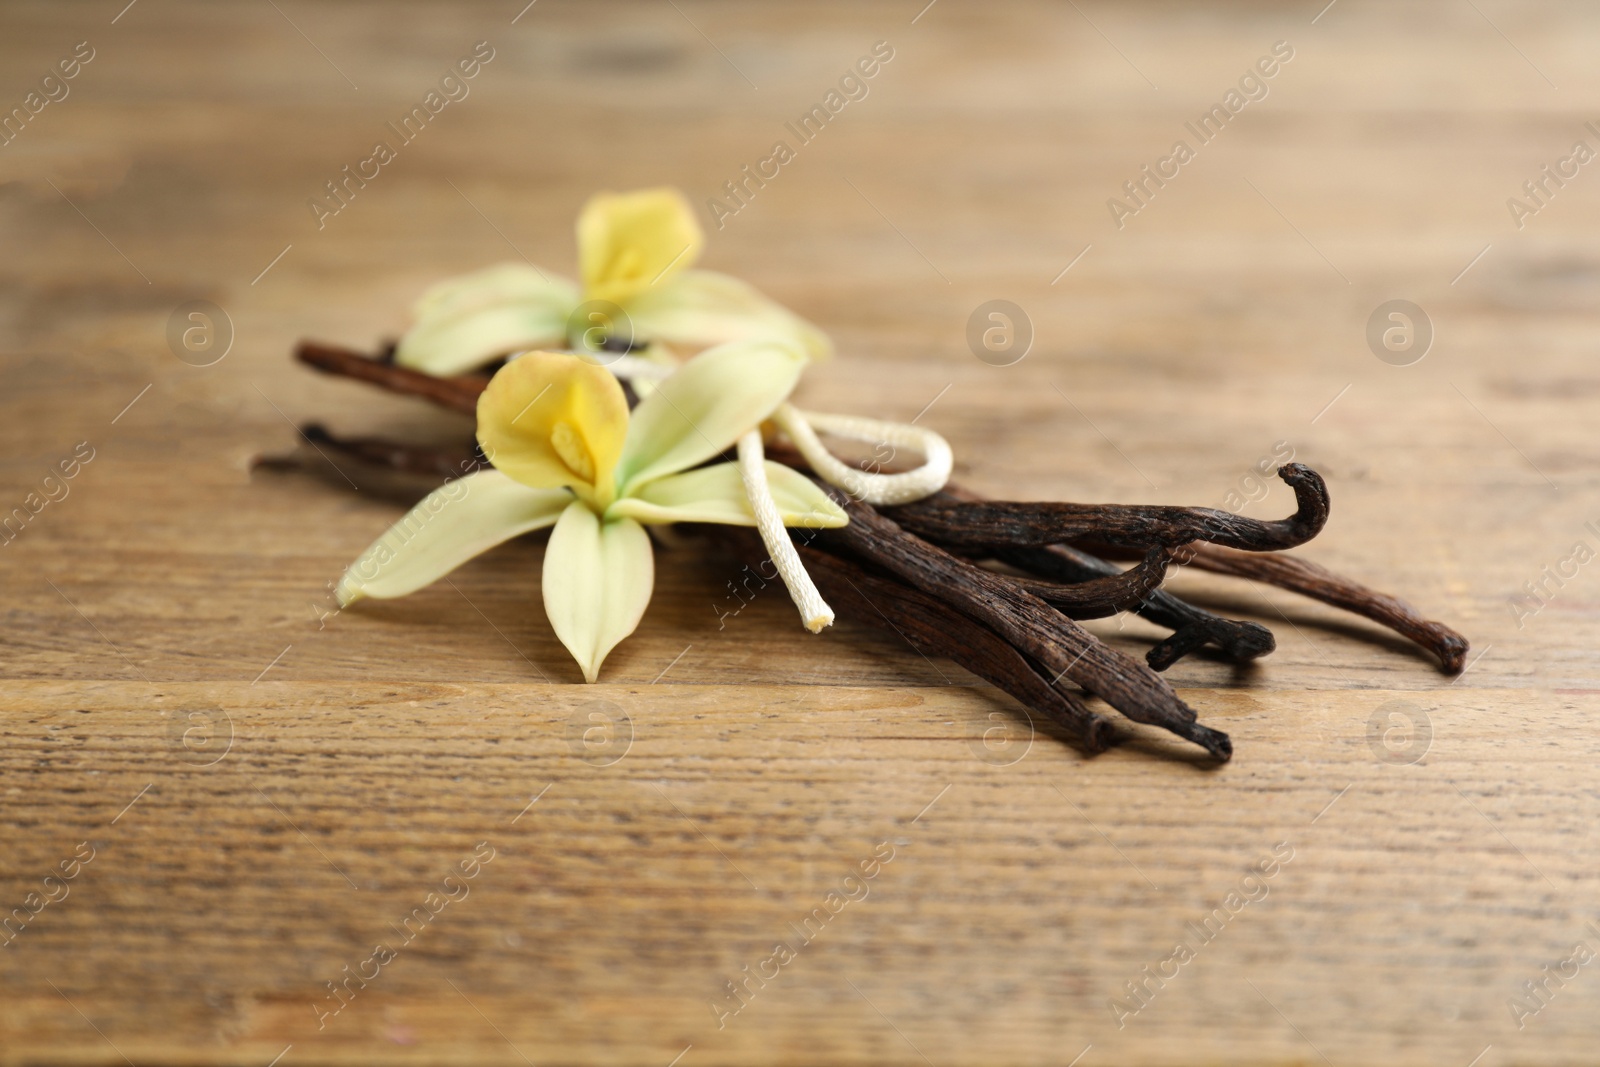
top-left (604, 357), bottom-right (954, 631)
top-left (771, 403), bottom-right (952, 506)
top-left (736, 429), bottom-right (834, 632)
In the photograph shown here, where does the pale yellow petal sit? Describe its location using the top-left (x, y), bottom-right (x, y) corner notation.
top-left (577, 188), bottom-right (704, 306)
top-left (337, 470), bottom-right (570, 605)
top-left (607, 461), bottom-right (846, 528)
top-left (477, 351), bottom-right (630, 504)
top-left (626, 269), bottom-right (832, 361)
top-left (412, 262), bottom-right (571, 319)
top-left (396, 263), bottom-right (580, 376)
top-left (542, 500), bottom-right (655, 683)
top-left (615, 338), bottom-right (805, 492)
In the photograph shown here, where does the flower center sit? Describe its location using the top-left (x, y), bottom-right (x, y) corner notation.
top-left (550, 420), bottom-right (594, 482)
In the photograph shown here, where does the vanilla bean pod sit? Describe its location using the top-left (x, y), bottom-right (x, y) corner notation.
top-left (885, 466), bottom-right (1329, 552)
top-left (926, 482), bottom-right (1276, 669)
top-left (276, 411), bottom-right (1131, 750)
top-left (275, 415), bottom-right (1124, 751)
top-left (812, 487), bottom-right (1232, 760)
top-left (274, 414), bottom-right (1176, 662)
top-left (284, 353), bottom-right (1262, 668)
top-left (996, 547), bottom-right (1175, 620)
top-left (296, 424), bottom-right (486, 479)
top-left (289, 339), bottom-right (1467, 679)
top-left (297, 340), bottom-right (483, 416)
top-left (1166, 542), bottom-right (1468, 673)
top-left (996, 544), bottom-right (1276, 671)
top-left (714, 528), bottom-right (1119, 752)
top-left (802, 547), bottom-right (1118, 751)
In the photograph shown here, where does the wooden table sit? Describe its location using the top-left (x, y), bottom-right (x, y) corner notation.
top-left (3, 1), bottom-right (1597, 1063)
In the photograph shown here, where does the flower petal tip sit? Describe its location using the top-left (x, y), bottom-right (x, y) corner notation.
top-left (335, 579), bottom-right (362, 609)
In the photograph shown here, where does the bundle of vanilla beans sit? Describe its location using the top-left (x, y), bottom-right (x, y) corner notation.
top-left (279, 340), bottom-right (1469, 761)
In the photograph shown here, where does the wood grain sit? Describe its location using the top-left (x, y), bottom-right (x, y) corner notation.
top-left (3, 1), bottom-right (1599, 1063)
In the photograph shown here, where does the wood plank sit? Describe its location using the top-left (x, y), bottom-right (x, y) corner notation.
top-left (2, 0), bottom-right (1598, 1062)
top-left (3, 683), bottom-right (1597, 1066)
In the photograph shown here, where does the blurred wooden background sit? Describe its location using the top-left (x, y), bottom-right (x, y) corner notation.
top-left (3, 1), bottom-right (1598, 1064)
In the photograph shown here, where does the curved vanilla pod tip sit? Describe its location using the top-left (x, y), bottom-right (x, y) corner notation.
top-left (772, 403), bottom-right (953, 507)
top-left (888, 464), bottom-right (1330, 552)
top-left (736, 429), bottom-right (835, 632)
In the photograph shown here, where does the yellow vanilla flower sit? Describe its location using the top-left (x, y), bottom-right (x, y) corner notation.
top-left (337, 339), bottom-right (847, 682)
top-left (394, 187), bottom-right (831, 376)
